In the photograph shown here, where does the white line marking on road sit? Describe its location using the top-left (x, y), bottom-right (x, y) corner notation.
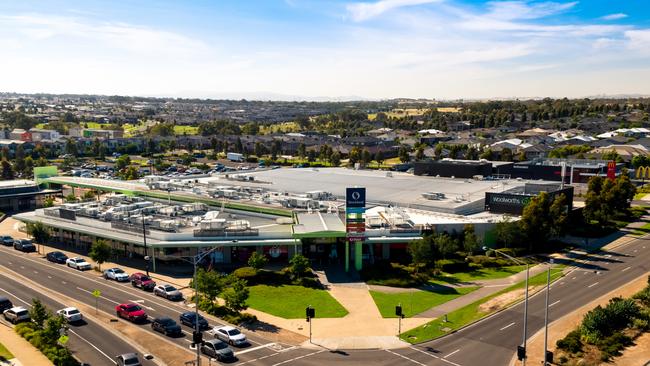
top-left (62, 281), bottom-right (67, 284)
top-left (47, 276), bottom-right (52, 279)
top-left (33, 271), bottom-right (38, 274)
top-left (77, 287), bottom-right (120, 305)
top-left (385, 350), bottom-right (426, 366)
top-left (559, 282), bottom-right (565, 285)
top-left (444, 349), bottom-right (461, 359)
top-left (588, 282), bottom-right (599, 288)
top-left (0, 287), bottom-right (31, 306)
top-left (128, 300), bottom-right (154, 311)
top-left (19, 266), bottom-right (24, 269)
top-left (68, 329), bottom-right (115, 363)
top-left (622, 266), bottom-right (631, 272)
top-left (235, 343), bottom-right (277, 356)
top-left (7, 262), bottom-right (11, 265)
top-left (499, 322), bottom-right (515, 331)
top-left (409, 347), bottom-right (461, 366)
top-left (549, 300), bottom-right (561, 307)
top-left (583, 272), bottom-right (588, 275)
top-left (572, 277), bottom-right (577, 280)
top-left (634, 249), bottom-right (638, 253)
top-left (272, 349), bottom-right (325, 366)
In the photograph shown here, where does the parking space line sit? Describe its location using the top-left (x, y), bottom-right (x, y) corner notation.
top-left (622, 266), bottom-right (631, 272)
top-left (549, 300), bottom-right (561, 307)
top-left (444, 349), bottom-right (460, 359)
top-left (587, 282), bottom-right (599, 288)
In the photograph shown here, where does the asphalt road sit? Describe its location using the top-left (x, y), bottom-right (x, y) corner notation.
top-left (0, 272), bottom-right (155, 366)
top-left (1, 234), bottom-right (648, 366)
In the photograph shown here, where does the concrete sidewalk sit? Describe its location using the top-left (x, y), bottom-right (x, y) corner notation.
top-left (0, 323), bottom-right (51, 366)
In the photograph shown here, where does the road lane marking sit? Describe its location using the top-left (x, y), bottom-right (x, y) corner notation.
top-left (76, 287), bottom-right (120, 305)
top-left (571, 277), bottom-right (577, 280)
top-left (33, 271), bottom-right (38, 274)
top-left (0, 287), bottom-right (31, 306)
top-left (271, 349), bottom-right (325, 366)
top-left (385, 350), bottom-right (426, 366)
top-left (587, 282), bottom-right (599, 288)
top-left (62, 281), bottom-right (67, 284)
top-left (409, 347), bottom-right (461, 366)
top-left (634, 249), bottom-right (638, 253)
top-left (444, 349), bottom-right (460, 359)
top-left (234, 343), bottom-right (277, 356)
top-left (622, 266), bottom-right (631, 272)
top-left (549, 300), bottom-right (561, 307)
top-left (68, 329), bottom-right (115, 363)
top-left (128, 299), bottom-right (155, 311)
top-left (47, 276), bottom-right (52, 279)
top-left (499, 322), bottom-right (515, 331)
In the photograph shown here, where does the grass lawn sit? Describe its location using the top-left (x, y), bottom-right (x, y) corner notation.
top-left (173, 125), bottom-right (199, 135)
top-left (634, 193), bottom-right (647, 200)
top-left (246, 285), bottom-right (348, 319)
top-left (432, 265), bottom-right (527, 284)
top-left (401, 267), bottom-right (565, 344)
top-left (371, 286), bottom-right (479, 318)
top-left (0, 342), bottom-right (13, 360)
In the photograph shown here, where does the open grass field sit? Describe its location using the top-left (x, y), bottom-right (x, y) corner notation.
top-left (0, 342), bottom-right (13, 360)
top-left (173, 125), bottom-right (199, 135)
top-left (246, 285), bottom-right (348, 319)
top-left (431, 265), bottom-right (528, 284)
top-left (259, 122), bottom-right (300, 134)
top-left (371, 286), bottom-right (479, 318)
top-left (401, 267), bottom-right (565, 343)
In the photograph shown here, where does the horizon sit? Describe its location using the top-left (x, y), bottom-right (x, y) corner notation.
top-left (0, 1), bottom-right (649, 100)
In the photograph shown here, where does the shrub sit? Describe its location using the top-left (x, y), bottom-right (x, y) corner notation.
top-left (556, 329), bottom-right (583, 354)
top-left (233, 267), bottom-right (257, 281)
top-left (598, 332), bottom-right (632, 361)
top-left (466, 255), bottom-right (510, 268)
top-left (436, 259), bottom-right (470, 273)
top-left (293, 277), bottom-right (322, 289)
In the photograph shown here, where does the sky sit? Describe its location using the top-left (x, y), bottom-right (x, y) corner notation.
top-left (0, 0), bottom-right (649, 100)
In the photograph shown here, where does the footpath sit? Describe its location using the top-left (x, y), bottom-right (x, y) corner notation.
top-left (0, 322), bottom-right (51, 366)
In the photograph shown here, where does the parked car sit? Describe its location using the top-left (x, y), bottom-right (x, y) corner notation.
top-left (115, 303), bottom-right (147, 323)
top-left (130, 273), bottom-right (155, 291)
top-left (151, 316), bottom-right (182, 336)
top-left (13, 239), bottom-right (36, 253)
top-left (115, 353), bottom-right (141, 366)
top-left (213, 325), bottom-right (247, 346)
top-left (179, 312), bottom-right (209, 330)
top-left (1, 235), bottom-right (13, 246)
top-left (57, 307), bottom-right (83, 323)
top-left (153, 284), bottom-right (183, 301)
top-left (46, 251), bottom-right (68, 264)
top-left (0, 296), bottom-right (13, 312)
top-left (104, 268), bottom-right (130, 282)
top-left (66, 257), bottom-right (92, 271)
top-left (200, 339), bottom-right (234, 361)
top-left (3, 306), bottom-right (30, 324)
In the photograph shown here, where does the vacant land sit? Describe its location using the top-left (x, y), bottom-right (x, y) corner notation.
top-left (370, 286), bottom-right (479, 318)
top-left (246, 285), bottom-right (348, 319)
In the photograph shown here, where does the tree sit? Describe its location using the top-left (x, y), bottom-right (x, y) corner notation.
top-left (374, 150), bottom-right (384, 165)
top-left (329, 152), bottom-right (341, 167)
top-left (288, 254), bottom-right (310, 279)
top-left (408, 235), bottom-right (434, 271)
top-left (500, 147), bottom-right (513, 162)
top-left (398, 146), bottom-right (410, 163)
top-left (348, 147), bottom-right (361, 164)
top-left (415, 146), bottom-right (425, 161)
top-left (42, 313), bottom-right (67, 347)
top-left (361, 149), bottom-right (372, 165)
top-left (64, 193), bottom-right (77, 203)
top-left (30, 298), bottom-right (49, 329)
top-left (1, 158), bottom-right (14, 180)
top-left (520, 191), bottom-right (552, 250)
top-left (297, 143), bottom-right (306, 159)
top-left (26, 221), bottom-right (51, 244)
top-left (114, 155), bottom-right (131, 171)
top-left (463, 224), bottom-right (481, 256)
top-left (14, 145), bottom-right (25, 175)
top-left (191, 269), bottom-right (226, 303)
top-left (549, 194), bottom-right (569, 238)
top-left (433, 233), bottom-right (459, 259)
top-left (222, 277), bottom-right (249, 313)
top-left (248, 251), bottom-right (268, 270)
top-left (495, 216), bottom-right (519, 248)
top-left (480, 149), bottom-right (494, 160)
top-left (89, 239), bottom-right (112, 271)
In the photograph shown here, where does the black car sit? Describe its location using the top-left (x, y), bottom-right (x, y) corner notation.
top-left (179, 312), bottom-right (209, 330)
top-left (0, 296), bottom-right (13, 312)
top-left (151, 316), bottom-right (183, 337)
top-left (46, 251), bottom-right (68, 264)
top-left (14, 239), bottom-right (36, 253)
top-left (200, 339), bottom-right (234, 361)
top-left (1, 236), bottom-right (13, 246)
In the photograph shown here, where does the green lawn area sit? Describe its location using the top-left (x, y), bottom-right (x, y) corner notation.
top-left (432, 265), bottom-right (527, 284)
top-left (173, 125), bottom-right (199, 135)
top-left (370, 286), bottom-right (479, 318)
top-left (401, 267), bottom-right (565, 343)
top-left (246, 285), bottom-right (348, 319)
top-left (0, 342), bottom-right (13, 360)
top-left (634, 193), bottom-right (647, 200)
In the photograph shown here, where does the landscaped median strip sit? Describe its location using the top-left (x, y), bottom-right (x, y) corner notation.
top-left (370, 286), bottom-right (480, 318)
top-left (400, 266), bottom-right (565, 344)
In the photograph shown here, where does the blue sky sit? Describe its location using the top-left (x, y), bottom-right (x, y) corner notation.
top-left (0, 0), bottom-right (649, 100)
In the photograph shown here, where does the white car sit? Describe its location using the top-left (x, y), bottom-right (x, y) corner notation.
top-left (153, 284), bottom-right (183, 301)
top-left (57, 307), bottom-right (83, 323)
top-left (66, 257), bottom-right (92, 271)
top-left (104, 268), bottom-right (129, 282)
top-left (3, 306), bottom-right (30, 324)
top-left (213, 325), bottom-right (247, 346)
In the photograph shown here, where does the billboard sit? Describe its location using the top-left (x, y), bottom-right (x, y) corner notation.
top-left (346, 188), bottom-right (366, 208)
top-left (34, 166), bottom-right (58, 185)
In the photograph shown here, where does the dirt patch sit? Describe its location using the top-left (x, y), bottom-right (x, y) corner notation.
top-left (479, 286), bottom-right (544, 313)
top-left (613, 332), bottom-right (650, 366)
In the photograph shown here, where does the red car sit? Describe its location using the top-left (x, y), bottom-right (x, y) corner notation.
top-left (130, 273), bottom-right (156, 291)
top-left (115, 303), bottom-right (147, 322)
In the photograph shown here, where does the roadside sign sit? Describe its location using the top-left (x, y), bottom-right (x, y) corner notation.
top-left (58, 335), bottom-right (69, 345)
top-left (345, 207), bottom-right (366, 214)
top-left (346, 188), bottom-right (366, 208)
top-left (91, 289), bottom-right (101, 298)
top-left (347, 236), bottom-right (365, 242)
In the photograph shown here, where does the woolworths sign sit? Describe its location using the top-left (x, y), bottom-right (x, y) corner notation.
top-left (488, 195), bottom-right (532, 207)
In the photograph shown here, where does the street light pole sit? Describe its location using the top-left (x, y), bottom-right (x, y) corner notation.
top-left (194, 254), bottom-right (201, 366)
top-left (142, 217), bottom-right (149, 276)
top-left (543, 264), bottom-right (551, 366)
top-left (487, 247), bottom-right (529, 366)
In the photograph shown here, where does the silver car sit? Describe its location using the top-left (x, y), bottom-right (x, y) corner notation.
top-left (153, 284), bottom-right (183, 301)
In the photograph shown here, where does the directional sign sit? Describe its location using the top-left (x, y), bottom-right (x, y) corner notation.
top-left (58, 335), bottom-right (69, 345)
top-left (91, 289), bottom-right (101, 298)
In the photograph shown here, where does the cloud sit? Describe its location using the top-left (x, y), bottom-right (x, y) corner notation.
top-left (485, 1), bottom-right (578, 20)
top-left (346, 0), bottom-right (442, 22)
top-left (625, 29), bottom-right (650, 51)
top-left (600, 13), bottom-right (627, 21)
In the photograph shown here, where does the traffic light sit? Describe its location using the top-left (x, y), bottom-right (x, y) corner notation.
top-left (544, 351), bottom-right (553, 364)
top-left (395, 305), bottom-right (403, 317)
top-left (192, 331), bottom-right (203, 346)
top-left (306, 306), bottom-right (315, 322)
top-left (517, 345), bottom-right (526, 361)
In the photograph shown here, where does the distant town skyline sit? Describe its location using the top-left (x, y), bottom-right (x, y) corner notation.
top-left (0, 0), bottom-right (649, 100)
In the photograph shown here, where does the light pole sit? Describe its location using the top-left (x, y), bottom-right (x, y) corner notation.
top-left (177, 246), bottom-right (222, 366)
top-left (543, 259), bottom-right (553, 366)
top-left (142, 217), bottom-right (149, 276)
top-left (485, 247), bottom-right (529, 366)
